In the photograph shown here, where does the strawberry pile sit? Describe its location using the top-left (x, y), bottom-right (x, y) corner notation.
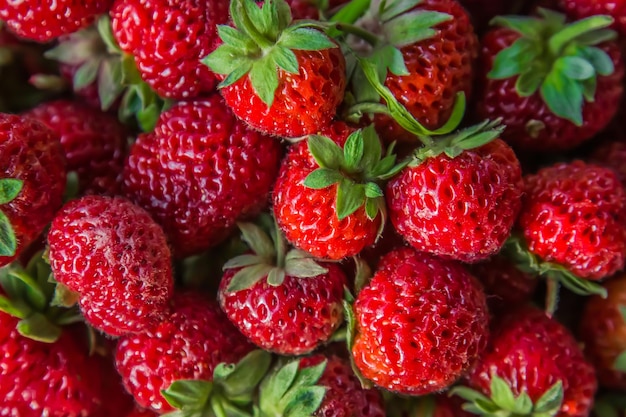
top-left (2, 0), bottom-right (626, 415)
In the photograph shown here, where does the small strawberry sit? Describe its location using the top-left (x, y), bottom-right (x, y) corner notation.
top-left (386, 120), bottom-right (523, 262)
top-left (123, 96), bottom-right (282, 258)
top-left (204, 0), bottom-right (346, 138)
top-left (475, 9), bottom-right (624, 152)
top-left (0, 113), bottom-right (66, 267)
top-left (219, 219), bottom-right (347, 355)
top-left (556, 0), bottom-right (626, 36)
top-left (351, 246), bottom-right (489, 395)
top-left (47, 195), bottom-right (174, 336)
top-left (453, 306), bottom-right (597, 417)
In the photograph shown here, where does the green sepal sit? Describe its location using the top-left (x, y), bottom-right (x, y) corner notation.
top-left (0, 178), bottom-right (23, 205)
top-left (214, 350), bottom-right (273, 404)
top-left (341, 287), bottom-right (372, 389)
top-left (162, 380), bottom-right (213, 410)
top-left (614, 351), bottom-right (626, 373)
top-left (17, 312), bottom-right (62, 343)
top-left (0, 211), bottom-right (17, 257)
top-left (383, 10), bottom-right (451, 48)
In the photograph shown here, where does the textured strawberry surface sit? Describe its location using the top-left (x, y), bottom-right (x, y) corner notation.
top-left (0, 114), bottom-right (66, 267)
top-left (110, 0), bottom-right (227, 98)
top-left (352, 247), bottom-right (489, 395)
top-left (25, 100), bottom-right (128, 196)
top-left (557, 0), bottom-right (626, 35)
top-left (520, 160), bottom-right (626, 279)
top-left (467, 306), bottom-right (597, 417)
top-left (219, 262), bottom-right (346, 355)
top-left (115, 292), bottom-right (254, 413)
top-left (48, 195), bottom-right (173, 336)
top-left (123, 96), bottom-right (282, 258)
top-left (579, 275), bottom-right (626, 390)
top-left (476, 29), bottom-right (624, 152)
top-left (387, 139), bottom-right (522, 262)
top-left (591, 140), bottom-right (626, 188)
top-left (220, 46), bottom-right (346, 138)
top-left (0, 1), bottom-right (112, 42)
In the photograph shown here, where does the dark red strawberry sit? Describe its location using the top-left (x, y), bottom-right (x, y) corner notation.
top-left (123, 96), bottom-right (282, 258)
top-left (351, 246), bottom-right (489, 395)
top-left (556, 0), bottom-right (626, 36)
top-left (591, 140), bottom-right (626, 188)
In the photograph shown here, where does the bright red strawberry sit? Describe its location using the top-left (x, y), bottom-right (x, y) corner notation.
top-left (47, 195), bottom-right (174, 336)
top-left (475, 9), bottom-right (624, 152)
top-left (219, 220), bottom-right (347, 355)
top-left (204, 0), bottom-right (346, 138)
top-left (0, 113), bottom-right (66, 267)
top-left (591, 140), bottom-right (626, 188)
top-left (115, 292), bottom-right (254, 413)
top-left (455, 306), bottom-right (597, 417)
top-left (123, 96), bottom-right (282, 258)
top-left (24, 99), bottom-right (128, 196)
top-left (556, 0), bottom-right (626, 36)
top-left (386, 121), bottom-right (523, 262)
top-left (579, 275), bottom-right (626, 390)
top-left (519, 160), bottom-right (626, 280)
top-left (351, 246), bottom-right (489, 395)
top-left (0, 1), bottom-right (112, 42)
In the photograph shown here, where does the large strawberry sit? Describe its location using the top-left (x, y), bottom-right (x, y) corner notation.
top-left (351, 246), bottom-right (489, 395)
top-left (219, 220), bottom-right (347, 355)
top-left (204, 0), bottom-right (346, 138)
top-left (47, 195), bottom-right (174, 336)
top-left (453, 306), bottom-right (597, 417)
top-left (0, 113), bottom-right (66, 267)
top-left (123, 96), bottom-right (282, 258)
top-left (475, 9), bottom-right (624, 152)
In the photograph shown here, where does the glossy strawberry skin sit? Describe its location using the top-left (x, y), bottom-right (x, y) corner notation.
top-left (0, 114), bottom-right (66, 267)
top-left (47, 195), bottom-right (174, 336)
top-left (520, 161), bottom-right (626, 280)
top-left (123, 96), bottom-right (282, 258)
top-left (220, 46), bottom-right (346, 138)
top-left (387, 139), bottom-right (523, 263)
top-left (24, 100), bottom-right (128, 196)
top-left (273, 122), bottom-right (380, 260)
top-left (466, 306), bottom-right (597, 417)
top-left (110, 0), bottom-right (227, 99)
top-left (557, 0), bottom-right (626, 36)
top-left (115, 292), bottom-right (254, 413)
top-left (0, 1), bottom-right (112, 42)
top-left (476, 29), bottom-right (624, 152)
top-left (219, 262), bottom-right (346, 355)
top-left (352, 247), bottom-right (489, 395)
top-left (579, 275), bottom-right (626, 390)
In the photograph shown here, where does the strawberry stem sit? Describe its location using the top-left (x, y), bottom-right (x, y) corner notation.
top-left (334, 23), bottom-right (380, 46)
top-left (235, 0), bottom-right (275, 49)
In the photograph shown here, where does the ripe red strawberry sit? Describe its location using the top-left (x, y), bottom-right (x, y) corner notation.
top-left (0, 113), bottom-right (66, 267)
top-left (115, 292), bottom-right (254, 413)
top-left (519, 160), bottom-right (626, 280)
top-left (579, 275), bottom-right (626, 390)
top-left (386, 121), bottom-right (523, 262)
top-left (219, 220), bottom-right (347, 355)
top-left (351, 246), bottom-right (489, 395)
top-left (24, 99), bottom-right (128, 196)
top-left (455, 306), bottom-right (597, 417)
top-left (0, 1), bottom-right (112, 42)
top-left (475, 9), bottom-right (624, 152)
top-left (204, 0), bottom-right (346, 138)
top-left (47, 195), bottom-right (174, 336)
top-left (123, 96), bottom-right (282, 258)
top-left (556, 0), bottom-right (626, 36)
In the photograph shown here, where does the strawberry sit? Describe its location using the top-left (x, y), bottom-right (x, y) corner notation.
top-left (386, 121), bottom-right (523, 262)
top-left (475, 9), bottom-right (624, 152)
top-left (115, 292), bottom-right (255, 413)
top-left (47, 195), bottom-right (174, 336)
top-left (123, 96), bottom-right (282, 258)
top-left (556, 0), bottom-right (626, 36)
top-left (453, 306), bottom-right (597, 417)
top-left (204, 0), bottom-right (346, 138)
top-left (0, 1), bottom-right (112, 42)
top-left (24, 99), bottom-right (128, 196)
top-left (591, 140), bottom-right (626, 188)
top-left (273, 123), bottom-right (406, 260)
top-left (219, 220), bottom-right (347, 355)
top-left (350, 246), bottom-right (489, 395)
top-left (579, 275), bottom-right (626, 390)
top-left (0, 113), bottom-right (66, 267)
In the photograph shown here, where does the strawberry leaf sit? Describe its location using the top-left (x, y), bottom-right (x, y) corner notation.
top-left (488, 38), bottom-right (537, 79)
top-left (0, 178), bottom-right (23, 204)
top-left (279, 27), bottom-right (336, 50)
top-left (379, 0), bottom-right (424, 22)
top-left (237, 222), bottom-right (276, 260)
top-left (304, 168), bottom-right (344, 189)
top-left (215, 350), bottom-right (272, 400)
top-left (540, 70), bottom-right (583, 126)
top-left (227, 264), bottom-right (274, 292)
top-left (0, 295), bottom-right (30, 319)
top-left (0, 211), bottom-right (17, 257)
top-left (223, 254), bottom-right (266, 270)
top-left (370, 45), bottom-right (409, 76)
top-left (162, 380), bottom-right (213, 409)
top-left (516, 67), bottom-right (544, 97)
top-left (336, 179), bottom-right (366, 220)
top-left (490, 375), bottom-right (517, 411)
top-left (307, 134), bottom-right (344, 169)
top-left (582, 46), bottom-right (614, 76)
top-left (282, 386), bottom-right (327, 417)
top-left (267, 268), bottom-right (286, 286)
top-left (344, 130), bottom-right (365, 170)
top-left (534, 381), bottom-right (564, 414)
top-left (17, 313), bottom-right (62, 343)
top-left (263, 359), bottom-right (300, 404)
top-left (556, 56), bottom-right (595, 80)
top-left (491, 16), bottom-right (543, 39)
top-left (384, 10), bottom-right (451, 48)
top-left (270, 46), bottom-right (299, 74)
top-left (249, 56), bottom-right (280, 106)
top-left (284, 257), bottom-right (328, 278)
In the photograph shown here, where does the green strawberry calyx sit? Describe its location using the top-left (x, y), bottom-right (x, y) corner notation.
top-left (451, 375), bottom-right (564, 417)
top-left (223, 216), bottom-right (329, 293)
top-left (0, 178), bottom-right (23, 257)
top-left (342, 287), bottom-right (373, 389)
top-left (613, 306), bottom-right (626, 373)
top-left (161, 350), bottom-right (272, 417)
top-left (302, 124), bottom-right (408, 228)
top-left (489, 8), bottom-right (617, 126)
top-left (203, 0), bottom-right (338, 107)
